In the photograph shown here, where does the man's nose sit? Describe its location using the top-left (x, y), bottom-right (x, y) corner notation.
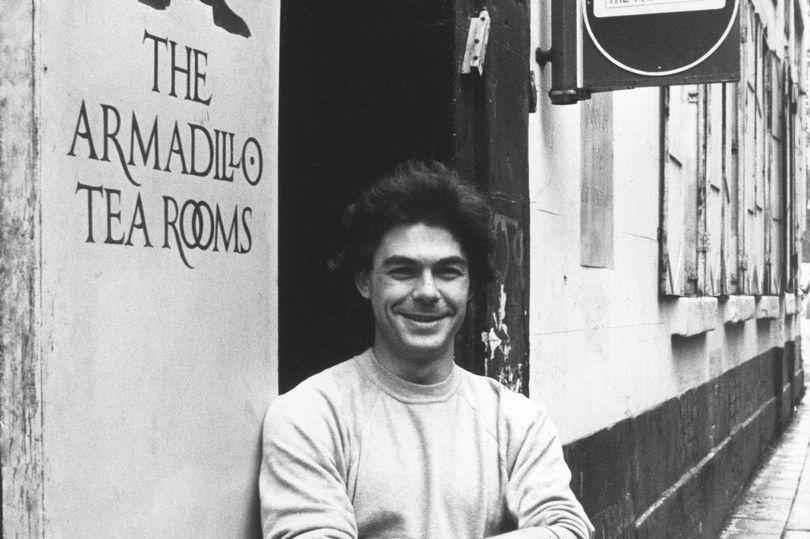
top-left (412, 270), bottom-right (440, 301)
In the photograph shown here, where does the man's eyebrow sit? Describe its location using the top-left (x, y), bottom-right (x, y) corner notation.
top-left (435, 256), bottom-right (468, 266)
top-left (380, 256), bottom-right (418, 266)
top-left (380, 255), bottom-right (468, 266)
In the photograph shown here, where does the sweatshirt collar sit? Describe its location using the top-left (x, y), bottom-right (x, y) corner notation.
top-left (359, 349), bottom-right (460, 403)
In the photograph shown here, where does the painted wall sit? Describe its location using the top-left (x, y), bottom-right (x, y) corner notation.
top-left (2, 1), bottom-right (278, 536)
top-left (529, 0), bottom-right (805, 444)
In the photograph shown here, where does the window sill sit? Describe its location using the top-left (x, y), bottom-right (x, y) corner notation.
top-left (784, 293), bottom-right (798, 316)
top-left (756, 296), bottom-right (781, 320)
top-left (670, 297), bottom-right (718, 337)
top-left (722, 295), bottom-right (756, 324)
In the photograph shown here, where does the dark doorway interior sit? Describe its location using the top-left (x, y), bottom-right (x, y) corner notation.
top-left (278, 1), bottom-right (456, 392)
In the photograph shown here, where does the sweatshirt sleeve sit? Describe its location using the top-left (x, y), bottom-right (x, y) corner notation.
top-left (504, 400), bottom-right (594, 539)
top-left (259, 392), bottom-right (358, 539)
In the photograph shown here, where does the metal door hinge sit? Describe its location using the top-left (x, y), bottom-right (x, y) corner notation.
top-left (462, 10), bottom-right (490, 76)
top-left (698, 232), bottom-right (711, 253)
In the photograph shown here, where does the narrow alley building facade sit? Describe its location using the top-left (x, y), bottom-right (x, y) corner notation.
top-left (1, 0), bottom-right (808, 537)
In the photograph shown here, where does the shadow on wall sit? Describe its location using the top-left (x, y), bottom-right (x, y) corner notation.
top-left (671, 332), bottom-right (708, 388)
top-left (138, 0), bottom-right (251, 37)
top-left (249, 431), bottom-right (264, 537)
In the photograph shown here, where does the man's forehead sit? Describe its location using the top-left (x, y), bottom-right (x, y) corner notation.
top-left (373, 223), bottom-right (466, 263)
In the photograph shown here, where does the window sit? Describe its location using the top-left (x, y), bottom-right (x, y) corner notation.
top-left (660, 0), bottom-right (803, 297)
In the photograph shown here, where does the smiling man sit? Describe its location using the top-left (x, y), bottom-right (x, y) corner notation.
top-left (356, 222), bottom-right (470, 385)
top-left (260, 161), bottom-right (593, 538)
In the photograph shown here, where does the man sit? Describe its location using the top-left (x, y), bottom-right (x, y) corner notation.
top-left (260, 161), bottom-right (593, 538)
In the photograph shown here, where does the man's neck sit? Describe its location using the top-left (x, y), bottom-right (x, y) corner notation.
top-left (371, 343), bottom-right (454, 385)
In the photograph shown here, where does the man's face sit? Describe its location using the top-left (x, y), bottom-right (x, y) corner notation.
top-left (356, 222), bottom-right (471, 364)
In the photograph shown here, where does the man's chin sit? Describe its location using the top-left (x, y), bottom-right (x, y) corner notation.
top-left (398, 339), bottom-right (453, 362)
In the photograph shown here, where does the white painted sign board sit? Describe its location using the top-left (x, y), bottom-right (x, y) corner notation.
top-left (594, 0), bottom-right (726, 18)
top-left (35, 1), bottom-right (278, 535)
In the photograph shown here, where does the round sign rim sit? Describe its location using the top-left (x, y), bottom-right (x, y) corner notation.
top-left (582, 0), bottom-right (740, 77)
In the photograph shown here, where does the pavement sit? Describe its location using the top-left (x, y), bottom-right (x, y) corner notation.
top-left (720, 390), bottom-right (810, 538)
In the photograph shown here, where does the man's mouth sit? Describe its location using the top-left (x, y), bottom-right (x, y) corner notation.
top-left (399, 312), bottom-right (446, 323)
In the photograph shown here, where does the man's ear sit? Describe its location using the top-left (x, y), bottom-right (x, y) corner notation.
top-left (355, 271), bottom-right (371, 299)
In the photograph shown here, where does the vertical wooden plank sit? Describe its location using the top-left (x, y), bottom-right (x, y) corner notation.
top-left (660, 87), bottom-right (672, 295)
top-left (795, 8), bottom-right (807, 284)
top-left (763, 49), bottom-right (773, 294)
top-left (744, 3), bottom-right (756, 295)
top-left (737, 1), bottom-right (751, 294)
top-left (704, 84), bottom-right (725, 296)
top-left (746, 13), bottom-right (756, 294)
top-left (0, 0), bottom-right (44, 535)
top-left (783, 64), bottom-right (792, 292)
top-left (481, 0), bottom-right (530, 393)
top-left (746, 13), bottom-right (765, 295)
top-left (791, 56), bottom-right (799, 293)
top-left (772, 57), bottom-right (785, 294)
top-left (661, 85), bottom-right (685, 296)
top-left (773, 53), bottom-right (782, 294)
top-left (661, 84), bottom-right (701, 296)
top-left (698, 83), bottom-right (728, 296)
top-left (697, 85), bottom-right (709, 294)
top-left (581, 93), bottom-right (614, 269)
top-left (685, 85), bottom-right (700, 297)
top-left (735, 2), bottom-right (749, 295)
top-left (454, 0), bottom-right (530, 394)
top-left (754, 24), bottom-right (766, 295)
top-left (786, 67), bottom-right (798, 292)
top-left (664, 84), bottom-right (700, 296)
top-left (721, 83), bottom-right (729, 296)
top-left (725, 82), bottom-right (740, 295)
top-left (764, 46), bottom-right (776, 294)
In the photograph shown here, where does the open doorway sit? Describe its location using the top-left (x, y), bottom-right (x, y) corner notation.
top-left (277, 1), bottom-right (456, 392)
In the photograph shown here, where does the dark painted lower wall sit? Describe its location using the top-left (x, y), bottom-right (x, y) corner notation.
top-left (563, 336), bottom-right (804, 538)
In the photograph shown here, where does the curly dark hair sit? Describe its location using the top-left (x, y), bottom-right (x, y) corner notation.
top-left (331, 160), bottom-right (496, 291)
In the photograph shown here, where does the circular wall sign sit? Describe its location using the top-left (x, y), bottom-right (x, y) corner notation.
top-left (583, 0), bottom-right (740, 77)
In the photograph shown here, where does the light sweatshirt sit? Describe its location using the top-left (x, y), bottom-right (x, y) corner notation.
top-left (260, 349), bottom-right (594, 539)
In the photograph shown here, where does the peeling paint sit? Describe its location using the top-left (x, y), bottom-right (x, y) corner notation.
top-left (481, 283), bottom-right (510, 378)
top-left (477, 213), bottom-right (529, 393)
top-left (485, 209), bottom-right (528, 393)
top-left (492, 213), bottom-right (525, 289)
top-left (1, 0), bottom-right (44, 535)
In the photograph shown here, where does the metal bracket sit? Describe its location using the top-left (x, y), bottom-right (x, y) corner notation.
top-left (537, 46), bottom-right (592, 104)
top-left (462, 10), bottom-right (490, 75)
top-left (535, 47), bottom-right (553, 67)
top-left (549, 87), bottom-right (592, 105)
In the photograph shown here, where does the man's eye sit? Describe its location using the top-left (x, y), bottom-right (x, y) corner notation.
top-left (388, 267), bottom-right (416, 279)
top-left (437, 267), bottom-right (464, 279)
